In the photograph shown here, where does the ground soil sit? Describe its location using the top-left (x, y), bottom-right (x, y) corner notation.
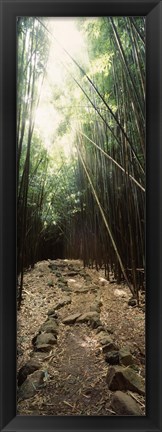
top-left (17, 259), bottom-right (145, 416)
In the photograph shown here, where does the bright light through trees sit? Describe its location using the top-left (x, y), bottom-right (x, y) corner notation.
top-left (35, 18), bottom-right (86, 155)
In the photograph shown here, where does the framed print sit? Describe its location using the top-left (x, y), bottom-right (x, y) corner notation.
top-left (0, 1), bottom-right (162, 432)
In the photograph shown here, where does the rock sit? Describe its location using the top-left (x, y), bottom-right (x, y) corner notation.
top-left (105, 351), bottom-right (119, 365)
top-left (99, 277), bottom-right (108, 286)
top-left (67, 278), bottom-right (76, 283)
top-left (29, 351), bottom-right (48, 361)
top-left (89, 286), bottom-right (98, 293)
top-left (97, 331), bottom-right (112, 345)
top-left (70, 282), bottom-right (83, 291)
top-left (79, 271), bottom-right (87, 278)
top-left (111, 391), bottom-right (142, 416)
top-left (90, 299), bottom-right (102, 312)
top-left (79, 288), bottom-right (89, 293)
top-left (128, 298), bottom-right (137, 306)
top-left (76, 311), bottom-right (101, 328)
top-left (119, 348), bottom-right (134, 366)
top-left (18, 370), bottom-right (45, 400)
top-left (63, 313), bottom-right (82, 324)
top-left (47, 310), bottom-right (58, 319)
top-left (106, 366), bottom-right (145, 395)
top-left (100, 337), bottom-right (113, 346)
top-left (51, 298), bottom-right (71, 310)
top-left (96, 325), bottom-right (106, 334)
top-left (35, 344), bottom-right (53, 352)
top-left (90, 304), bottom-right (100, 313)
top-left (77, 311), bottom-right (99, 323)
top-left (35, 333), bottom-right (57, 347)
top-left (79, 270), bottom-right (92, 281)
top-left (90, 318), bottom-right (102, 329)
top-left (114, 289), bottom-right (128, 298)
top-left (96, 325), bottom-right (114, 334)
top-left (40, 319), bottom-right (59, 336)
top-left (85, 275), bottom-right (92, 282)
top-left (17, 360), bottom-right (40, 387)
top-left (74, 286), bottom-right (89, 293)
top-left (102, 342), bottom-right (119, 353)
top-left (61, 286), bottom-right (71, 293)
top-left (65, 271), bottom-right (79, 276)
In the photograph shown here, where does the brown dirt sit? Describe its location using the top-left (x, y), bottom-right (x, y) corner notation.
top-left (17, 259), bottom-right (145, 416)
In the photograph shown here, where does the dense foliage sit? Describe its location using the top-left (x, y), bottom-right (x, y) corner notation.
top-left (17, 17), bottom-right (145, 306)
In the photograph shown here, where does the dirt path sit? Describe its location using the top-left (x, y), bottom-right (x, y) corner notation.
top-left (17, 259), bottom-right (145, 416)
top-left (37, 325), bottom-right (110, 416)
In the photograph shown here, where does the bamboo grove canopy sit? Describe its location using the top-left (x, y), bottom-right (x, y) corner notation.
top-left (17, 16), bottom-right (145, 306)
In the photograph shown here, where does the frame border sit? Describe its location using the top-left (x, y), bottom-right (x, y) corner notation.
top-left (0, 1), bottom-right (162, 431)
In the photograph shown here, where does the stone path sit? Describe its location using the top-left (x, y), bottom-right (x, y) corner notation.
top-left (17, 259), bottom-right (145, 416)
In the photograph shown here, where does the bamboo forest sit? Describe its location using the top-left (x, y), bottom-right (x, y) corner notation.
top-left (17, 17), bottom-right (146, 416)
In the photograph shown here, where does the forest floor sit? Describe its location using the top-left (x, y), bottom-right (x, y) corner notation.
top-left (17, 259), bottom-right (145, 416)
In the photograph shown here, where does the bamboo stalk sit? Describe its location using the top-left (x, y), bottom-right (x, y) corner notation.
top-left (77, 144), bottom-right (134, 294)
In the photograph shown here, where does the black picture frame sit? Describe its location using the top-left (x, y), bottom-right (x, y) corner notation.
top-left (0, 0), bottom-right (162, 431)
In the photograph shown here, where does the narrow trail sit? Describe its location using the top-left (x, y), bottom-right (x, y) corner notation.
top-left (39, 325), bottom-right (110, 416)
top-left (17, 259), bottom-right (145, 416)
